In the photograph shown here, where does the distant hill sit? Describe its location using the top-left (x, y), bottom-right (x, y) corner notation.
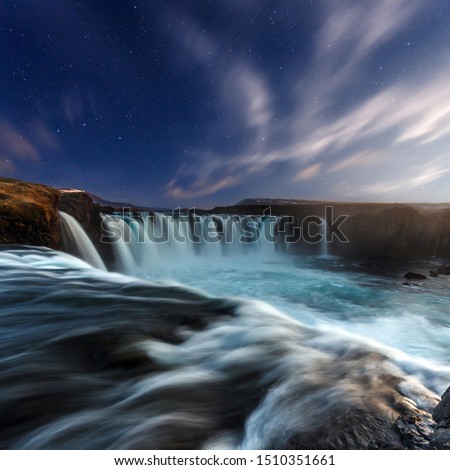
top-left (236, 198), bottom-right (450, 211)
top-left (88, 193), bottom-right (173, 212)
top-left (237, 198), bottom-right (331, 205)
top-left (59, 189), bottom-right (170, 211)
top-left (88, 192), bottom-right (142, 209)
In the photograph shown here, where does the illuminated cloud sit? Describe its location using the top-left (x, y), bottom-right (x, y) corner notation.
top-left (365, 166), bottom-right (450, 196)
top-left (327, 151), bottom-right (379, 173)
top-left (222, 64), bottom-right (272, 133)
top-left (167, 0), bottom-right (450, 202)
top-left (295, 163), bottom-right (322, 181)
top-left (166, 175), bottom-right (239, 200)
top-left (0, 118), bottom-right (62, 176)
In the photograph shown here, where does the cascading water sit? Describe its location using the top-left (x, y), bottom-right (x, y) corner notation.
top-left (101, 212), bottom-right (283, 275)
top-left (59, 211), bottom-right (106, 271)
top-left (319, 217), bottom-right (329, 257)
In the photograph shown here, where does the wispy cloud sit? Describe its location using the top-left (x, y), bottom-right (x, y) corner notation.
top-left (316, 0), bottom-right (421, 61)
top-left (166, 175), bottom-right (239, 199)
top-left (327, 150), bottom-right (379, 173)
top-left (0, 119), bottom-right (40, 175)
top-left (323, 75), bottom-right (448, 145)
top-left (61, 86), bottom-right (85, 125)
top-left (0, 159), bottom-right (16, 175)
top-left (365, 166), bottom-right (450, 196)
top-left (30, 119), bottom-right (61, 151)
top-left (172, 15), bottom-right (218, 64)
top-left (295, 163), bottom-right (322, 181)
top-left (164, 13), bottom-right (273, 199)
top-left (222, 63), bottom-right (272, 134)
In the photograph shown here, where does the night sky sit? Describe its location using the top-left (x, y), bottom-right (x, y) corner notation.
top-left (1, 0), bottom-right (450, 207)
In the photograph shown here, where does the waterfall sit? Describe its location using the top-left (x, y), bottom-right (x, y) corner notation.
top-left (319, 217), bottom-right (329, 257)
top-left (432, 219), bottom-right (442, 259)
top-left (101, 212), bottom-right (282, 275)
top-left (59, 211), bottom-right (106, 271)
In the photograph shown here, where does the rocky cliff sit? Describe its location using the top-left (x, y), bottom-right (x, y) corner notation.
top-left (0, 177), bottom-right (61, 248)
top-left (212, 201), bottom-right (450, 260)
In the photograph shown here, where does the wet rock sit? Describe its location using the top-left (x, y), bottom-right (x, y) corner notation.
top-left (430, 421), bottom-right (450, 449)
top-left (432, 386), bottom-right (450, 421)
top-left (430, 386), bottom-right (450, 449)
top-left (395, 413), bottom-right (435, 449)
top-left (404, 272), bottom-right (427, 280)
top-left (434, 265), bottom-right (450, 276)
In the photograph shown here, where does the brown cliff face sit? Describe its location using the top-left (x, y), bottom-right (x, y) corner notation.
top-left (0, 177), bottom-right (61, 248)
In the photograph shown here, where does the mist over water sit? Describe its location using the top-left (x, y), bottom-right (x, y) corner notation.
top-left (1, 213), bottom-right (449, 449)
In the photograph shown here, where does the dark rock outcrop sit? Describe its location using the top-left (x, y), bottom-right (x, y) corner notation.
top-left (404, 272), bottom-right (427, 280)
top-left (395, 412), bottom-right (435, 449)
top-left (430, 265), bottom-right (450, 276)
top-left (433, 386), bottom-right (450, 422)
top-left (0, 177), bottom-right (61, 248)
top-left (430, 386), bottom-right (450, 449)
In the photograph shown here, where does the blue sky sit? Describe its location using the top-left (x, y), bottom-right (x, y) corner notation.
top-left (1, 0), bottom-right (450, 206)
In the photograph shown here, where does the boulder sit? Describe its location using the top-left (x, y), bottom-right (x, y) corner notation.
top-left (404, 272), bottom-right (427, 280)
top-left (430, 424), bottom-right (450, 449)
top-left (432, 386), bottom-right (450, 421)
top-left (434, 265), bottom-right (450, 276)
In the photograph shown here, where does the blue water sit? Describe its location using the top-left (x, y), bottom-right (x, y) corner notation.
top-left (131, 254), bottom-right (450, 368)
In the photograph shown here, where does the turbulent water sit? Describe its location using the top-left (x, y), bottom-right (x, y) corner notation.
top-left (0, 213), bottom-right (449, 449)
